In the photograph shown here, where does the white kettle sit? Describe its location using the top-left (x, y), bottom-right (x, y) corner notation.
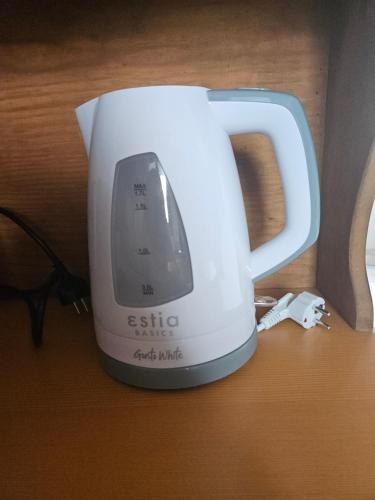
top-left (76, 85), bottom-right (319, 389)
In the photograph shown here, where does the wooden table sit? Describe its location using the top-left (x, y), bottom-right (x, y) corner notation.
top-left (2, 291), bottom-right (375, 499)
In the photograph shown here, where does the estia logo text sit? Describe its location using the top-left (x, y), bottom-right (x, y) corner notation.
top-left (127, 312), bottom-right (179, 328)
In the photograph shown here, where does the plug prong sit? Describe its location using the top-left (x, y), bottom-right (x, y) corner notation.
top-left (73, 301), bottom-right (81, 314)
top-left (81, 298), bottom-right (89, 312)
top-left (315, 305), bottom-right (331, 317)
top-left (316, 319), bottom-right (331, 330)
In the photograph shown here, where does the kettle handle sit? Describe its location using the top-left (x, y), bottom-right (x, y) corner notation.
top-left (208, 89), bottom-right (320, 281)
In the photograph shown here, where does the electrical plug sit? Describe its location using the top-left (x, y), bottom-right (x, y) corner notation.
top-left (56, 269), bottom-right (90, 314)
top-left (288, 291), bottom-right (330, 330)
top-left (0, 206), bottom-right (91, 346)
top-left (257, 291), bottom-right (331, 332)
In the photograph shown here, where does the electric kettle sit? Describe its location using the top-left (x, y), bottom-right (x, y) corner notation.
top-left (76, 85), bottom-right (319, 389)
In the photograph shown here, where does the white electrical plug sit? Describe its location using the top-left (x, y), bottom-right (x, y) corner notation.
top-left (288, 291), bottom-right (330, 329)
top-left (257, 291), bottom-right (331, 332)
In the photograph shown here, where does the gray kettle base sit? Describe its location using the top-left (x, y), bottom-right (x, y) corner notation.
top-left (99, 329), bottom-right (257, 390)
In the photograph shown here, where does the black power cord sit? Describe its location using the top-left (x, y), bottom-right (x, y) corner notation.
top-left (0, 207), bottom-right (90, 346)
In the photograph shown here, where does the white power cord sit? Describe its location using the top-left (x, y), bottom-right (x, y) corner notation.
top-left (257, 291), bottom-right (331, 333)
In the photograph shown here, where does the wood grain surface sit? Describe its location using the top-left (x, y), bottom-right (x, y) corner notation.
top-left (317, 1), bottom-right (375, 330)
top-left (2, 291), bottom-right (375, 499)
top-left (0, 0), bottom-right (329, 289)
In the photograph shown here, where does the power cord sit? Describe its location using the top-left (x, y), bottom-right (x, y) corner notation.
top-left (0, 207), bottom-right (90, 346)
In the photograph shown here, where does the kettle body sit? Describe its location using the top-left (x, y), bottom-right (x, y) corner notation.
top-left (76, 86), bottom-right (319, 389)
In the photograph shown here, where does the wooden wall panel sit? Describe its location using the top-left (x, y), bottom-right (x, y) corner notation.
top-left (317, 1), bottom-right (375, 331)
top-left (0, 0), bottom-right (329, 289)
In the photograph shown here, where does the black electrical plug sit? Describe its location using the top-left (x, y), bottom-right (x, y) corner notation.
top-left (0, 206), bottom-right (91, 345)
top-left (56, 268), bottom-right (90, 314)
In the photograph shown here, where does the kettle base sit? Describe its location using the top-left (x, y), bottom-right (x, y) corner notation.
top-left (99, 329), bottom-right (257, 390)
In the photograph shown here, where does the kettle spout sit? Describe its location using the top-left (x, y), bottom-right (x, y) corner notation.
top-left (75, 97), bottom-right (99, 156)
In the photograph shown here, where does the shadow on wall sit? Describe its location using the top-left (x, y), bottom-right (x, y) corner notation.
top-left (0, 0), bottom-right (327, 44)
